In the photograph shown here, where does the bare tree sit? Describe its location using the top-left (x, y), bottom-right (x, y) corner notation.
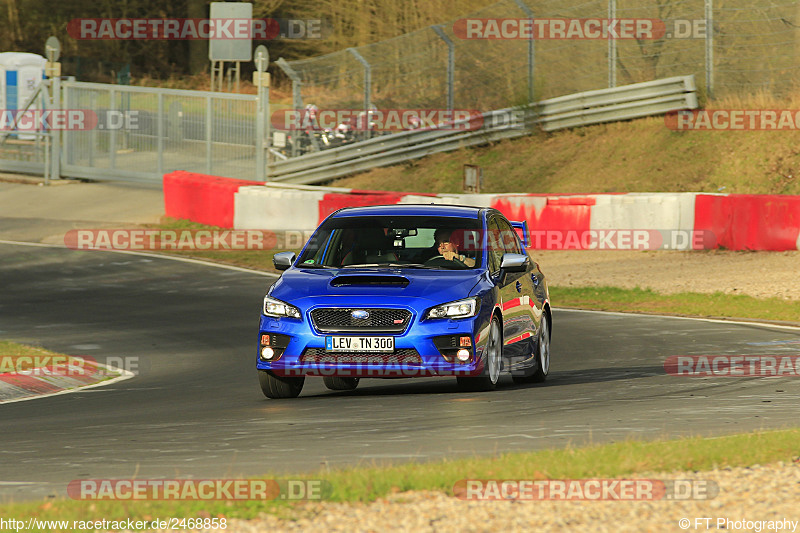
top-left (617, 0), bottom-right (675, 84)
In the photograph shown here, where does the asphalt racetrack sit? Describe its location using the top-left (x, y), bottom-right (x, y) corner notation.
top-left (1, 241), bottom-right (799, 501)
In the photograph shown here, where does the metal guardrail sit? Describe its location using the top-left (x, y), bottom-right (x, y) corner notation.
top-left (537, 76), bottom-right (698, 131)
top-left (268, 75), bottom-right (698, 185)
top-left (0, 75), bottom-right (696, 185)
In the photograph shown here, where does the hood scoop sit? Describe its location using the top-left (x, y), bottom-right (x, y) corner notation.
top-left (330, 275), bottom-right (410, 288)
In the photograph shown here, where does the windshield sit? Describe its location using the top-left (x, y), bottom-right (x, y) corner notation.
top-left (297, 215), bottom-right (483, 270)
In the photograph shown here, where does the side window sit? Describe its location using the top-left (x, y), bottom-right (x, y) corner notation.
top-left (486, 217), bottom-right (503, 273)
top-left (496, 218), bottom-right (522, 254)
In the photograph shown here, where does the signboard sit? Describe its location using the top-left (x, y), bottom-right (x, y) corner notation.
top-left (208, 2), bottom-right (252, 61)
top-left (254, 44), bottom-right (269, 72)
top-left (45, 36), bottom-right (61, 62)
top-left (463, 164), bottom-right (483, 193)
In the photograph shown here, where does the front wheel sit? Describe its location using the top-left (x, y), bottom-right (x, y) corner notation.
top-left (258, 370), bottom-right (304, 399)
top-left (457, 316), bottom-right (502, 392)
top-left (530, 313), bottom-right (550, 382)
top-left (512, 313), bottom-right (550, 384)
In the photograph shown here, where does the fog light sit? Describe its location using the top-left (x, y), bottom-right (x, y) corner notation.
top-left (456, 349), bottom-right (470, 362)
top-left (261, 347), bottom-right (275, 360)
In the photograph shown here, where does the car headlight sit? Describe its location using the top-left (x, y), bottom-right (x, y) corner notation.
top-left (263, 296), bottom-right (301, 318)
top-left (427, 297), bottom-right (479, 319)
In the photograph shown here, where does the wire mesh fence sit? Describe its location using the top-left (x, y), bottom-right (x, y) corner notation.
top-left (61, 82), bottom-right (260, 181)
top-left (277, 0), bottom-right (800, 115)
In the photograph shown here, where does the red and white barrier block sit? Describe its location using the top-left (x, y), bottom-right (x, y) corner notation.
top-left (163, 172), bottom-right (800, 251)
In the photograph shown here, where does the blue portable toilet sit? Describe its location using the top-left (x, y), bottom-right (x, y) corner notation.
top-left (0, 52), bottom-right (47, 138)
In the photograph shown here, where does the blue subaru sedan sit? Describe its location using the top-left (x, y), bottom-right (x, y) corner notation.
top-left (256, 204), bottom-right (551, 398)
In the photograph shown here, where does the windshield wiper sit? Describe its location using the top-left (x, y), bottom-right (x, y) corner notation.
top-left (388, 263), bottom-right (437, 269)
top-left (340, 263), bottom-right (446, 269)
top-left (341, 263), bottom-right (383, 268)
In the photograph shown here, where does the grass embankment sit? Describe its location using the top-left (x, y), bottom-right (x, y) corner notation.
top-left (0, 341), bottom-right (61, 357)
top-left (0, 341), bottom-right (90, 373)
top-left (0, 341), bottom-right (119, 392)
top-left (552, 286), bottom-right (800, 324)
top-left (0, 428), bottom-right (797, 525)
top-left (328, 93), bottom-right (800, 196)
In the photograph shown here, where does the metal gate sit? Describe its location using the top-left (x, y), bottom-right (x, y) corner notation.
top-left (1, 81), bottom-right (267, 184)
top-left (0, 79), bottom-right (50, 177)
top-left (61, 82), bottom-right (263, 182)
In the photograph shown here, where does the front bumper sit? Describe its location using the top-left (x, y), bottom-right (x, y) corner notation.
top-left (256, 309), bottom-right (489, 378)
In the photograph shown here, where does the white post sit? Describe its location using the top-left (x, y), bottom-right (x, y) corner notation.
top-left (608, 0), bottom-right (617, 88)
top-left (705, 0), bottom-right (714, 99)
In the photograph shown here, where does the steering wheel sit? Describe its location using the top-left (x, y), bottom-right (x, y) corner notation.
top-left (424, 255), bottom-right (458, 267)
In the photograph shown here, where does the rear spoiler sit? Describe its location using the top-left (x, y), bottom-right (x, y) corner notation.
top-left (510, 220), bottom-right (530, 247)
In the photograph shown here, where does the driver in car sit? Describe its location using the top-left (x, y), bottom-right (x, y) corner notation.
top-left (434, 229), bottom-right (476, 267)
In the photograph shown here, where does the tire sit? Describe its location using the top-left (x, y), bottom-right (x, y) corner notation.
top-left (512, 313), bottom-right (550, 384)
top-left (457, 315), bottom-right (502, 392)
top-left (323, 376), bottom-right (360, 391)
top-left (258, 370), bottom-right (304, 399)
top-left (530, 313), bottom-right (550, 383)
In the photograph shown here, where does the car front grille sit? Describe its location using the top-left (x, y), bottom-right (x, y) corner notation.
top-left (300, 348), bottom-right (423, 365)
top-left (310, 308), bottom-right (412, 333)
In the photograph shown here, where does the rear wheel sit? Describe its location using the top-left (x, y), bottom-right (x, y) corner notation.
top-left (323, 376), bottom-right (360, 391)
top-left (258, 370), bottom-right (304, 399)
top-left (457, 316), bottom-right (501, 392)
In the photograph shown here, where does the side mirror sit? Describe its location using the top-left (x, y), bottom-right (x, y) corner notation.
top-left (273, 251), bottom-right (296, 271)
top-left (500, 253), bottom-right (529, 273)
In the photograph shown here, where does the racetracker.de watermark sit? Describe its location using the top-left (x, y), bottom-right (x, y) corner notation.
top-left (525, 229), bottom-right (715, 250)
top-left (271, 108), bottom-right (485, 132)
top-left (454, 479), bottom-right (718, 500)
top-left (454, 18), bottom-right (662, 39)
top-left (666, 109), bottom-right (800, 130)
top-left (665, 355), bottom-right (800, 377)
top-left (63, 229), bottom-right (315, 251)
top-left (0, 110), bottom-right (97, 131)
top-left (67, 18), bottom-right (326, 40)
top-left (452, 18), bottom-right (707, 40)
top-left (0, 110), bottom-right (140, 132)
top-left (267, 361), bottom-right (480, 378)
top-left (67, 479), bottom-right (330, 500)
top-left (0, 355), bottom-right (96, 377)
top-left (0, 355), bottom-right (145, 377)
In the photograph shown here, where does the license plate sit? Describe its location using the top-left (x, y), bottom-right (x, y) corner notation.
top-left (325, 336), bottom-right (394, 352)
